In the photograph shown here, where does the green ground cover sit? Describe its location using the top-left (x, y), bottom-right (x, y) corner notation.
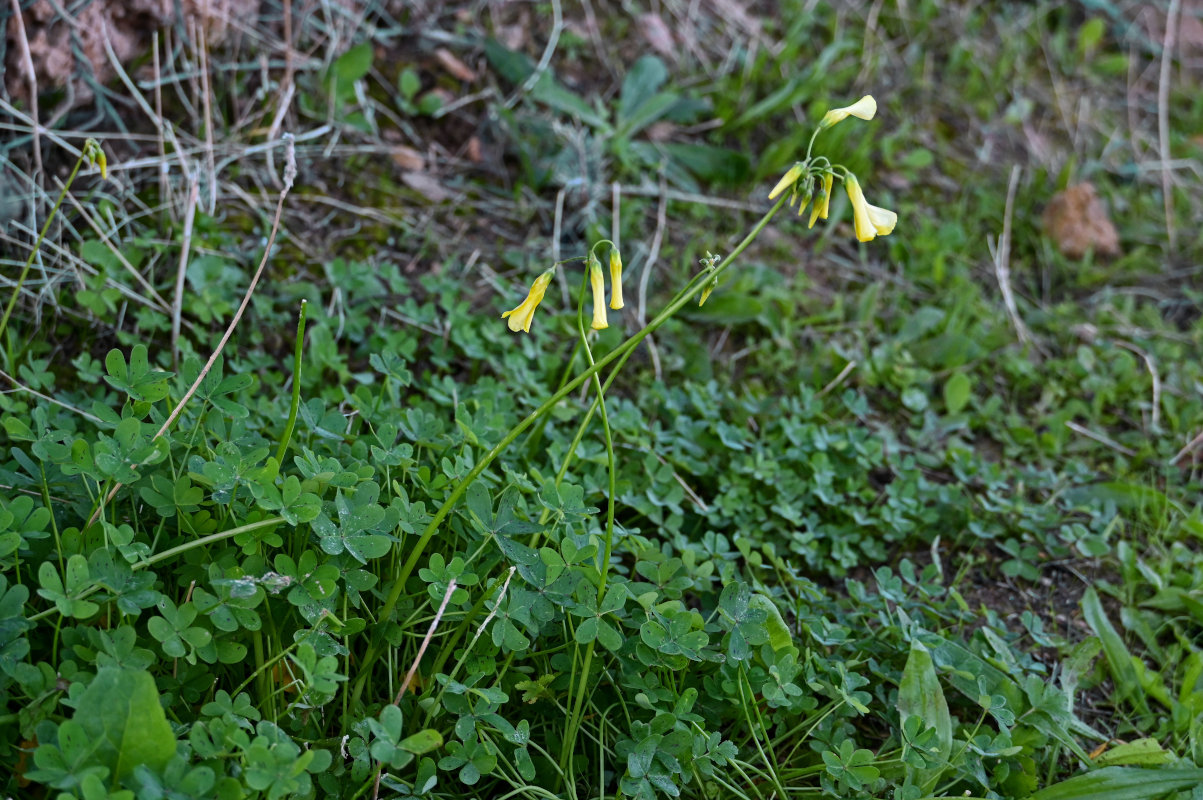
top-left (2, 1), bottom-right (1203, 798)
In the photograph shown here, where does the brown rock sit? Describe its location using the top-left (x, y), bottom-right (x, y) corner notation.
top-left (1041, 182), bottom-right (1121, 260)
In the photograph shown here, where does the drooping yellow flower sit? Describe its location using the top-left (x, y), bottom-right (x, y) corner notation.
top-left (820, 95), bottom-right (877, 129)
top-left (768, 163), bottom-right (805, 200)
top-left (808, 172), bottom-right (833, 228)
top-left (589, 257), bottom-right (608, 330)
top-left (501, 270), bottom-right (554, 333)
top-left (698, 275), bottom-right (719, 307)
top-left (845, 175), bottom-right (897, 242)
top-left (609, 248), bottom-right (624, 310)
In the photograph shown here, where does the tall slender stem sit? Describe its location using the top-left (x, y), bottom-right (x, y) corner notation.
top-left (0, 155), bottom-right (87, 348)
top-left (348, 197), bottom-right (786, 709)
top-left (560, 280), bottom-right (618, 779)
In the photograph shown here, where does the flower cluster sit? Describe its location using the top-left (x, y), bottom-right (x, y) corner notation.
top-left (502, 245), bottom-right (623, 334)
top-left (768, 95), bottom-right (897, 244)
top-left (500, 94), bottom-right (896, 331)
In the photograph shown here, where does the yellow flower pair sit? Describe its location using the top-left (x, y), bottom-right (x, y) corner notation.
top-left (502, 248), bottom-right (623, 333)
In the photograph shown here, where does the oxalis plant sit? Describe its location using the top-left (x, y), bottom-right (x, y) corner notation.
top-left (3, 98), bottom-right (950, 800)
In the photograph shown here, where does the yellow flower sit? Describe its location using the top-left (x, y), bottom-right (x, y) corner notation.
top-left (768, 163), bottom-right (804, 200)
top-left (501, 270), bottom-right (554, 333)
top-left (698, 275), bottom-right (719, 307)
top-left (609, 249), bottom-right (624, 310)
top-left (808, 172), bottom-right (833, 228)
top-left (845, 175), bottom-right (897, 242)
top-left (589, 257), bottom-right (608, 330)
top-left (819, 95), bottom-right (877, 129)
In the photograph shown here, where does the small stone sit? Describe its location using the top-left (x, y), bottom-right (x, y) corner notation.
top-left (1041, 182), bottom-right (1121, 260)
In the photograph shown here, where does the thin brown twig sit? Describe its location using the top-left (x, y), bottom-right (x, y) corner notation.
top-left (0, 368), bottom-right (104, 424)
top-left (636, 170), bottom-right (669, 382)
top-left (1065, 421), bottom-right (1138, 457)
top-left (9, 0), bottom-right (41, 179)
top-left (1170, 430), bottom-right (1203, 466)
top-left (197, 23), bottom-right (218, 214)
top-left (371, 578), bottom-right (459, 800)
top-left (85, 135), bottom-right (297, 528)
top-left (991, 165), bottom-right (1032, 346)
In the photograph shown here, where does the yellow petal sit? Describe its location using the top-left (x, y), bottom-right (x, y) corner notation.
top-left (845, 176), bottom-right (877, 242)
top-left (501, 271), bottom-right (553, 333)
top-left (609, 249), bottom-right (624, 310)
top-left (768, 163), bottom-right (804, 200)
top-left (820, 95), bottom-right (877, 128)
top-left (867, 203), bottom-right (897, 236)
top-left (590, 261), bottom-right (608, 330)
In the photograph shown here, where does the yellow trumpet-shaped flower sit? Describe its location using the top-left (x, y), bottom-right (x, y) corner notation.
top-left (819, 95), bottom-right (877, 129)
top-left (501, 270), bottom-right (554, 333)
top-left (845, 175), bottom-right (897, 242)
top-left (808, 172), bottom-right (833, 228)
top-left (609, 249), bottom-right (624, 310)
top-left (768, 163), bottom-right (805, 200)
top-left (589, 257), bottom-right (608, 330)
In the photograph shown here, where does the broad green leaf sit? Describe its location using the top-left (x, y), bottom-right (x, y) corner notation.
top-left (399, 729), bottom-right (443, 755)
top-left (897, 641), bottom-right (951, 759)
top-left (75, 667), bottom-right (176, 779)
top-left (1029, 767), bottom-right (1203, 800)
top-left (749, 594), bottom-right (793, 652)
top-left (332, 43), bottom-right (373, 84)
top-left (943, 371), bottom-right (972, 414)
top-left (1094, 739), bottom-right (1175, 767)
top-left (1081, 588), bottom-right (1162, 712)
top-left (618, 55), bottom-right (667, 126)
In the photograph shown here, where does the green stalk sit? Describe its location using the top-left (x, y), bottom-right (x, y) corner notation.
top-left (0, 151), bottom-right (89, 349)
top-left (28, 516), bottom-right (283, 623)
top-left (348, 197), bottom-right (786, 710)
top-left (559, 276), bottom-right (618, 779)
top-left (275, 298), bottom-right (308, 464)
top-left (523, 337), bottom-right (582, 454)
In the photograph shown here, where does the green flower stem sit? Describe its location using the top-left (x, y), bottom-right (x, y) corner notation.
top-left (349, 196), bottom-right (786, 710)
top-left (0, 153), bottom-right (88, 350)
top-left (234, 639), bottom-right (299, 698)
top-left (559, 281), bottom-right (618, 781)
top-left (274, 298), bottom-right (308, 464)
top-left (28, 516), bottom-right (283, 623)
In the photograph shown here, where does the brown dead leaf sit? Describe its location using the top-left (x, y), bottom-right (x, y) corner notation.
top-left (640, 13), bottom-right (676, 57)
top-left (5, 0), bottom-right (257, 105)
top-left (466, 136), bottom-right (483, 163)
top-left (390, 145), bottom-right (424, 172)
top-left (435, 48), bottom-right (476, 82)
top-left (1042, 182), bottom-right (1121, 260)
